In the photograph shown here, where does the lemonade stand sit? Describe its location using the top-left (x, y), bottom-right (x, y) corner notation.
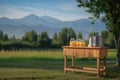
top-left (62, 37), bottom-right (107, 77)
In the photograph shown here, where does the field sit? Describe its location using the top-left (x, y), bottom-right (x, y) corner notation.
top-left (0, 49), bottom-right (120, 80)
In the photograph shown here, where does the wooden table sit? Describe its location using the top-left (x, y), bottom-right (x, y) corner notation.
top-left (62, 46), bottom-right (108, 77)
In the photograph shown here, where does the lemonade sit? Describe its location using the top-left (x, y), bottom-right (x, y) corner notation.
top-left (76, 39), bottom-right (86, 47)
top-left (80, 41), bottom-right (86, 47)
top-left (70, 38), bottom-right (86, 47)
top-left (70, 41), bottom-right (76, 46)
top-left (76, 39), bottom-right (81, 46)
top-left (70, 38), bottom-right (76, 46)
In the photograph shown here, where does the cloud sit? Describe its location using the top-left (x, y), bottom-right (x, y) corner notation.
top-left (57, 1), bottom-right (79, 12)
top-left (0, 1), bottom-right (91, 21)
top-left (0, 5), bottom-right (30, 19)
top-left (21, 6), bottom-right (78, 21)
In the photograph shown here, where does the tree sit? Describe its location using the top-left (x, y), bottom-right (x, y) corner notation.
top-left (40, 32), bottom-right (49, 40)
top-left (58, 27), bottom-right (68, 45)
top-left (68, 28), bottom-right (76, 43)
top-left (89, 31), bottom-right (98, 37)
top-left (77, 32), bottom-right (83, 39)
top-left (105, 32), bottom-right (115, 48)
top-left (3, 34), bottom-right (9, 41)
top-left (101, 30), bottom-right (108, 46)
top-left (53, 32), bottom-right (58, 42)
top-left (11, 35), bottom-right (16, 41)
top-left (57, 27), bottom-right (76, 46)
top-left (38, 32), bottom-right (52, 47)
top-left (29, 30), bottom-right (38, 42)
top-left (101, 30), bottom-right (108, 40)
top-left (0, 30), bottom-right (9, 41)
top-left (0, 30), bottom-right (3, 41)
top-left (22, 30), bottom-right (38, 42)
top-left (101, 30), bottom-right (115, 48)
top-left (77, 0), bottom-right (120, 65)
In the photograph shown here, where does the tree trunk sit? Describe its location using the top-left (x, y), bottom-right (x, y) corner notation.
top-left (115, 33), bottom-right (120, 66)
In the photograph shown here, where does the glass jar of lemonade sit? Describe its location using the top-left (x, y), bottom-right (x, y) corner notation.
top-left (70, 38), bottom-right (76, 46)
top-left (76, 39), bottom-right (86, 47)
top-left (80, 40), bottom-right (86, 47)
top-left (76, 39), bottom-right (81, 46)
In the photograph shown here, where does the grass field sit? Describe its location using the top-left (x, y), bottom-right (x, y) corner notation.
top-left (0, 49), bottom-right (120, 80)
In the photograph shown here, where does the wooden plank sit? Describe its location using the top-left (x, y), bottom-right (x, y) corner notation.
top-left (97, 57), bottom-right (100, 77)
top-left (64, 56), bottom-right (67, 74)
top-left (72, 56), bottom-right (75, 67)
top-left (62, 46), bottom-right (108, 49)
top-left (65, 68), bottom-right (98, 74)
top-left (83, 67), bottom-right (105, 71)
top-left (83, 67), bottom-right (98, 70)
top-left (103, 57), bottom-right (107, 75)
top-left (63, 46), bottom-right (107, 58)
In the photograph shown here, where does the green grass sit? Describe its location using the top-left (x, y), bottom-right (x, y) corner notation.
top-left (0, 49), bottom-right (120, 80)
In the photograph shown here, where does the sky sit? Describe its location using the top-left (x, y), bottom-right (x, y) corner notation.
top-left (0, 0), bottom-right (91, 21)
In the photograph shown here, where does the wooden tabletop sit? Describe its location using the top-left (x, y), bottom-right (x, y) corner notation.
top-left (62, 46), bottom-right (108, 49)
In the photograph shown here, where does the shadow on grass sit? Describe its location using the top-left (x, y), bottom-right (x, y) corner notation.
top-left (104, 65), bottom-right (120, 79)
top-left (0, 57), bottom-right (98, 71)
top-left (0, 57), bottom-right (65, 71)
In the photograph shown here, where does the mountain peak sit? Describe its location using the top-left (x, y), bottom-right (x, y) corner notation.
top-left (41, 15), bottom-right (61, 22)
top-left (28, 14), bottom-right (38, 17)
top-left (0, 17), bottom-right (11, 20)
top-left (23, 14), bottom-right (40, 19)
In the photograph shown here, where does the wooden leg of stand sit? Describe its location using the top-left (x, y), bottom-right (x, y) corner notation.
top-left (72, 56), bottom-right (75, 73)
top-left (97, 57), bottom-right (100, 77)
top-left (64, 56), bottom-right (67, 74)
top-left (72, 56), bottom-right (75, 67)
top-left (103, 57), bottom-right (106, 75)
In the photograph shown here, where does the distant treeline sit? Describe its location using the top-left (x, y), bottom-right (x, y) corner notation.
top-left (0, 27), bottom-right (115, 50)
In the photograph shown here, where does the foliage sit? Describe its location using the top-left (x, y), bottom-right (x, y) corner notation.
top-left (101, 30), bottom-right (108, 41)
top-left (0, 30), bottom-right (9, 41)
top-left (0, 41), bottom-right (39, 50)
top-left (57, 27), bottom-right (68, 45)
top-left (68, 27), bottom-right (76, 42)
top-left (76, 0), bottom-right (120, 42)
top-left (53, 32), bottom-right (58, 43)
top-left (101, 30), bottom-right (115, 48)
top-left (57, 27), bottom-right (76, 46)
top-left (88, 31), bottom-right (98, 37)
top-left (22, 30), bottom-right (38, 42)
top-left (3, 34), bottom-right (9, 41)
top-left (76, 0), bottom-right (120, 65)
top-left (88, 31), bottom-right (115, 48)
top-left (106, 33), bottom-right (114, 47)
top-left (38, 32), bottom-right (52, 48)
top-left (76, 0), bottom-right (120, 34)
top-left (0, 28), bottom-right (116, 49)
top-left (77, 32), bottom-right (83, 39)
top-left (10, 35), bottom-right (16, 41)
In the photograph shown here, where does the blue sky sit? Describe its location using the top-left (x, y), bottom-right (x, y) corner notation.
top-left (0, 0), bottom-right (91, 21)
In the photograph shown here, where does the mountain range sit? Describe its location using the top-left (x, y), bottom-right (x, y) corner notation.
top-left (0, 14), bottom-right (106, 39)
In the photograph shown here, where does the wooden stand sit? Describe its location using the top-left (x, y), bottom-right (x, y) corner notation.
top-left (62, 46), bottom-right (107, 77)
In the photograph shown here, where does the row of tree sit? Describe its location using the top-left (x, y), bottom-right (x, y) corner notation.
top-left (0, 30), bottom-right (9, 41)
top-left (52, 28), bottom-right (82, 46)
top-left (0, 28), bottom-right (115, 49)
